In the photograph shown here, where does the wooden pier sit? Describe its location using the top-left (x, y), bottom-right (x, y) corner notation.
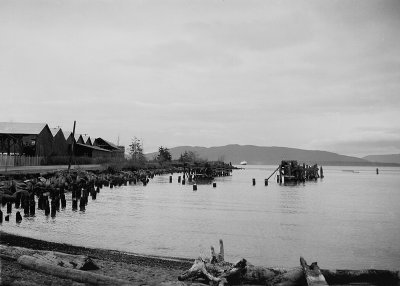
top-left (181, 162), bottom-right (233, 184)
top-left (267, 160), bottom-right (323, 185)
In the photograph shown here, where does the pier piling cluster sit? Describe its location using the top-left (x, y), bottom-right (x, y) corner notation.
top-left (0, 168), bottom-right (161, 224)
top-left (264, 160), bottom-right (324, 186)
top-left (0, 162), bottom-right (235, 224)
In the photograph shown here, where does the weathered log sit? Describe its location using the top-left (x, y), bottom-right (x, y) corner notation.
top-left (322, 269), bottom-right (400, 285)
top-left (300, 257), bottom-right (328, 285)
top-left (178, 240), bottom-right (400, 286)
top-left (17, 255), bottom-right (133, 285)
top-left (0, 245), bottom-right (98, 270)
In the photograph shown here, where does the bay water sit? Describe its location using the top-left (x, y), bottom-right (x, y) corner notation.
top-left (2, 165), bottom-right (400, 269)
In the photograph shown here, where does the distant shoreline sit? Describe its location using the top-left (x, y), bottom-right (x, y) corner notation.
top-left (235, 162), bottom-right (400, 167)
top-left (1, 161), bottom-right (398, 177)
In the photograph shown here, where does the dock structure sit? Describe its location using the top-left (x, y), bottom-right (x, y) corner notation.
top-left (182, 163), bottom-right (233, 184)
top-left (267, 160), bottom-right (323, 185)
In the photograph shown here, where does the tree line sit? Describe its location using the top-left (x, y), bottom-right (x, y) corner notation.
top-left (128, 137), bottom-right (201, 166)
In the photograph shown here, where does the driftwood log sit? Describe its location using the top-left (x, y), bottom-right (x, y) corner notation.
top-left (1, 245), bottom-right (133, 285)
top-left (300, 257), bottom-right (327, 286)
top-left (178, 239), bottom-right (400, 286)
top-left (17, 255), bottom-right (133, 285)
top-left (0, 245), bottom-right (98, 270)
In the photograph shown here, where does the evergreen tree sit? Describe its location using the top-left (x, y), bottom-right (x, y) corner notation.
top-left (129, 137), bottom-right (145, 163)
top-left (157, 146), bottom-right (172, 163)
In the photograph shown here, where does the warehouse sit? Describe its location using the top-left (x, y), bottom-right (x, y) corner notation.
top-left (50, 127), bottom-right (69, 156)
top-left (0, 122), bottom-right (54, 157)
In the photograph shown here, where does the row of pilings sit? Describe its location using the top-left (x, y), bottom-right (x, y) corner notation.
top-left (0, 163), bottom-right (236, 224)
top-left (0, 168), bottom-right (166, 224)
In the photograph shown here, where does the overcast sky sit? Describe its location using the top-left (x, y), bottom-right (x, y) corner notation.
top-left (1, 0), bottom-right (399, 157)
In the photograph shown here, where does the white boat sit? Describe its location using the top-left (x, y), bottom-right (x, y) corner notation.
top-left (240, 161), bottom-right (247, 165)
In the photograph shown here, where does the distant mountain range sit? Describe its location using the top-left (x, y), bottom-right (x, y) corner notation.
top-left (362, 154), bottom-right (400, 164)
top-left (145, 144), bottom-right (400, 166)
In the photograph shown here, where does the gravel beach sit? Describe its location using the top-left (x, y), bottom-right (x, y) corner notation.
top-left (0, 231), bottom-right (199, 286)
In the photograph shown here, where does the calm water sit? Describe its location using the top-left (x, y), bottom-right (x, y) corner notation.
top-left (1, 165), bottom-right (400, 269)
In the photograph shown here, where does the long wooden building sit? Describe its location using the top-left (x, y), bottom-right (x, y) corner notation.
top-left (0, 122), bottom-right (54, 157)
top-left (0, 122), bottom-right (124, 161)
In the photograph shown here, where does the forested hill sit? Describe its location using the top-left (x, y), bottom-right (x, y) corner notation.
top-left (145, 144), bottom-right (378, 166)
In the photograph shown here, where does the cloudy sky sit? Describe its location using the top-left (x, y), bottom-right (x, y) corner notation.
top-left (1, 0), bottom-right (399, 157)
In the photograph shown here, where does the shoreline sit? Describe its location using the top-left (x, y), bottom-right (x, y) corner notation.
top-left (0, 231), bottom-right (193, 268)
top-left (0, 164), bottom-right (105, 175)
top-left (0, 231), bottom-right (195, 285)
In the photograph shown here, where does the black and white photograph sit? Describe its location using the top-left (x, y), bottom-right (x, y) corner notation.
top-left (1, 1), bottom-right (399, 285)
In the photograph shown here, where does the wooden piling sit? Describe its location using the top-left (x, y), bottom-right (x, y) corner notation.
top-left (376, 168), bottom-right (379, 175)
top-left (193, 184), bottom-right (197, 191)
top-left (252, 178), bottom-right (256, 186)
top-left (55, 196), bottom-right (60, 211)
top-left (265, 179), bottom-right (268, 186)
top-left (51, 200), bottom-right (57, 218)
top-left (182, 179), bottom-right (185, 185)
top-left (16, 211), bottom-right (22, 223)
top-left (178, 176), bottom-right (181, 183)
top-left (23, 200), bottom-right (29, 217)
top-left (15, 192), bottom-right (21, 209)
top-left (213, 182), bottom-right (217, 188)
top-left (38, 195), bottom-right (43, 210)
top-left (79, 198), bottom-right (85, 211)
top-left (29, 199), bottom-right (35, 216)
top-left (44, 199), bottom-right (50, 216)
top-left (169, 176), bottom-right (172, 183)
top-left (61, 194), bottom-right (66, 209)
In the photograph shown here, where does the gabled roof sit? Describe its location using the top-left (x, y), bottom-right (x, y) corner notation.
top-left (50, 127), bottom-right (62, 137)
top-left (81, 135), bottom-right (92, 145)
top-left (94, 137), bottom-right (120, 150)
top-left (0, 122), bottom-right (47, 135)
top-left (63, 130), bottom-right (72, 139)
top-left (75, 134), bottom-right (83, 143)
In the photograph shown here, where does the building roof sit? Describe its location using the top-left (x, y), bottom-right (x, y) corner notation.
top-left (50, 127), bottom-right (61, 137)
top-left (94, 137), bottom-right (120, 150)
top-left (76, 143), bottom-right (110, 152)
top-left (0, 122), bottom-right (47, 135)
top-left (63, 130), bottom-right (72, 139)
top-left (81, 135), bottom-right (92, 145)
